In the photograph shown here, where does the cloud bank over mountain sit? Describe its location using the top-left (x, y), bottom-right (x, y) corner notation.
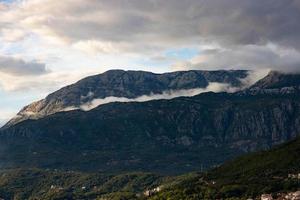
top-left (65, 82), bottom-right (240, 112)
top-left (66, 70), bottom-right (267, 112)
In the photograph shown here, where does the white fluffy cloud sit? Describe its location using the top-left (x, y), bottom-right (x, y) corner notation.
top-left (1, 28), bottom-right (27, 42)
top-left (1, 0), bottom-right (300, 73)
top-left (64, 82), bottom-right (240, 112)
top-left (0, 109), bottom-right (16, 127)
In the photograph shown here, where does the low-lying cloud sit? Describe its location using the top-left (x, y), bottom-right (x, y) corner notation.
top-left (65, 82), bottom-right (240, 112)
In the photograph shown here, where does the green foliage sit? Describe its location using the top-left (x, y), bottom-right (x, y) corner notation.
top-left (0, 169), bottom-right (162, 200)
top-left (0, 137), bottom-right (300, 200)
top-left (149, 138), bottom-right (300, 200)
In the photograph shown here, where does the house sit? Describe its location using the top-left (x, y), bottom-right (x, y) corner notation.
top-left (261, 194), bottom-right (273, 200)
top-left (291, 191), bottom-right (300, 200)
top-left (285, 191), bottom-right (300, 200)
top-left (144, 190), bottom-right (151, 197)
top-left (143, 186), bottom-right (162, 197)
top-left (288, 173), bottom-right (300, 179)
top-left (288, 174), bottom-right (298, 179)
top-left (153, 186), bottom-right (161, 192)
top-left (50, 185), bottom-right (63, 190)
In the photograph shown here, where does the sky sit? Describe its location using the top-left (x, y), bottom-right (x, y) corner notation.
top-left (0, 0), bottom-right (300, 126)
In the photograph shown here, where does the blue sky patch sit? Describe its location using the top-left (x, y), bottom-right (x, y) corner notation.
top-left (164, 48), bottom-right (199, 60)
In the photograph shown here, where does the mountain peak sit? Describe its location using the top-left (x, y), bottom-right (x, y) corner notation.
top-left (251, 70), bottom-right (300, 89)
top-left (3, 69), bottom-right (249, 128)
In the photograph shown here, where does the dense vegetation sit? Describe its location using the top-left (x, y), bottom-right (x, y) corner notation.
top-left (0, 169), bottom-right (163, 200)
top-left (150, 138), bottom-right (300, 200)
top-left (0, 137), bottom-right (299, 200)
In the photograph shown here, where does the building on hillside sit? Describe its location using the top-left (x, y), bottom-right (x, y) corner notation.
top-left (261, 194), bottom-right (273, 200)
top-left (143, 186), bottom-right (162, 197)
top-left (288, 173), bottom-right (300, 179)
top-left (285, 191), bottom-right (300, 200)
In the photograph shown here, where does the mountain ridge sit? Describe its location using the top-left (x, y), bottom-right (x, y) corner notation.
top-left (3, 69), bottom-right (249, 128)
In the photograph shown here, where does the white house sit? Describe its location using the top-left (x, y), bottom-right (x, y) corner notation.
top-left (261, 194), bottom-right (273, 200)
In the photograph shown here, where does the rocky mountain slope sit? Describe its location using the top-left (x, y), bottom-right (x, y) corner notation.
top-left (0, 87), bottom-right (299, 174)
top-left (3, 69), bottom-right (248, 127)
top-left (251, 71), bottom-right (300, 89)
top-left (240, 71), bottom-right (300, 96)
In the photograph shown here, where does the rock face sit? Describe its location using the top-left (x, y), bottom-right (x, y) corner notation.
top-left (3, 69), bottom-right (248, 127)
top-left (0, 91), bottom-right (300, 174)
top-left (237, 71), bottom-right (300, 96)
top-left (251, 71), bottom-right (300, 89)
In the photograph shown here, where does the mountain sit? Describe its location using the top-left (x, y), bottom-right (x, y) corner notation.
top-left (240, 71), bottom-right (300, 96)
top-left (0, 89), bottom-right (299, 174)
top-left (0, 71), bottom-right (300, 199)
top-left (3, 69), bottom-right (249, 127)
top-left (251, 71), bottom-right (300, 89)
